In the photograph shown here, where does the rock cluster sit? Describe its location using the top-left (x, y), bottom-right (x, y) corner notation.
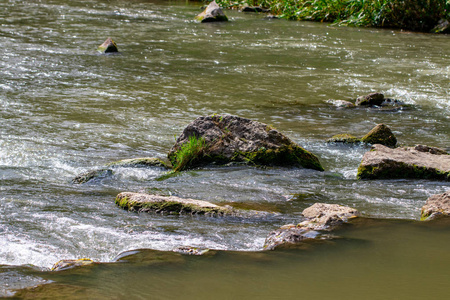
top-left (327, 123), bottom-right (397, 147)
top-left (263, 203), bottom-right (359, 250)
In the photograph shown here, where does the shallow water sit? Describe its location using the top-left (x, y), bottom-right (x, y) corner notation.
top-left (0, 0), bottom-right (449, 297)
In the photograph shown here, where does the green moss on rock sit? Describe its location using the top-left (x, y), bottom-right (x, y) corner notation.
top-left (327, 134), bottom-right (361, 144)
top-left (361, 124), bottom-right (397, 147)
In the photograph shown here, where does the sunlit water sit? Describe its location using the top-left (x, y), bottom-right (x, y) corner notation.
top-left (0, 0), bottom-right (449, 297)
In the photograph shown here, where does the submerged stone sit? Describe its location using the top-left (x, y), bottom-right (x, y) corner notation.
top-left (173, 246), bottom-right (211, 256)
top-left (357, 144), bottom-right (450, 180)
top-left (421, 192), bottom-right (450, 220)
top-left (327, 133), bottom-right (361, 144)
top-left (264, 203), bottom-right (359, 250)
top-left (168, 114), bottom-right (324, 171)
top-left (195, 1), bottom-right (228, 23)
top-left (115, 192), bottom-right (233, 216)
top-left (97, 37), bottom-right (119, 53)
top-left (361, 124), bottom-right (397, 147)
top-left (51, 258), bottom-right (95, 271)
top-left (325, 99), bottom-right (356, 108)
top-left (72, 157), bottom-right (169, 184)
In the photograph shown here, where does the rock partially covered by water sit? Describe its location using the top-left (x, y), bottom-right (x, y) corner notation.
top-left (51, 258), bottom-right (95, 271)
top-left (355, 92), bottom-right (384, 106)
top-left (421, 192), bottom-right (450, 220)
top-left (327, 133), bottom-right (360, 144)
top-left (360, 124), bottom-right (397, 147)
top-left (173, 246), bottom-right (211, 256)
top-left (195, 1), bottom-right (228, 23)
top-left (263, 203), bottom-right (359, 250)
top-left (72, 157), bottom-right (169, 184)
top-left (168, 114), bottom-right (324, 171)
top-left (115, 192), bottom-right (234, 215)
top-left (241, 5), bottom-right (270, 13)
top-left (97, 37), bottom-right (119, 53)
top-left (325, 99), bottom-right (355, 108)
top-left (357, 144), bottom-right (450, 180)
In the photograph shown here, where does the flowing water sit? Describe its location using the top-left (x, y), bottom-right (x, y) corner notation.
top-left (0, 0), bottom-right (449, 298)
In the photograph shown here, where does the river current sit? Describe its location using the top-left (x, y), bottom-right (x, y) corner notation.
top-left (0, 0), bottom-right (449, 298)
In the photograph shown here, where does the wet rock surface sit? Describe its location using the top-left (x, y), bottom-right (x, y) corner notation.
top-left (355, 92), bottom-right (385, 106)
top-left (195, 1), bottom-right (228, 23)
top-left (357, 144), bottom-right (450, 180)
top-left (263, 203), bottom-right (359, 250)
top-left (421, 192), bottom-right (450, 220)
top-left (97, 37), bottom-right (118, 53)
top-left (51, 258), bottom-right (95, 271)
top-left (168, 114), bottom-right (323, 171)
top-left (327, 133), bottom-right (361, 144)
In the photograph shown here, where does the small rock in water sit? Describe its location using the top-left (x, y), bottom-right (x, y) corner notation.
top-left (360, 124), bottom-right (397, 147)
top-left (431, 19), bottom-right (450, 34)
top-left (325, 99), bottom-right (356, 108)
top-left (421, 192), bottom-right (450, 220)
top-left (97, 37), bottom-right (119, 53)
top-left (327, 133), bottom-right (361, 144)
top-left (195, 1), bottom-right (228, 23)
top-left (355, 92), bottom-right (385, 106)
top-left (173, 246), bottom-right (211, 256)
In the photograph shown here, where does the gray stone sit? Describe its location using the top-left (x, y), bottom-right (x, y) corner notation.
top-left (357, 144), bottom-right (450, 180)
top-left (421, 192), bottom-right (450, 220)
top-left (195, 1), bottom-right (228, 23)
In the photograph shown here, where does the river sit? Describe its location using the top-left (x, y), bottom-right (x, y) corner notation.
top-left (0, 0), bottom-right (449, 298)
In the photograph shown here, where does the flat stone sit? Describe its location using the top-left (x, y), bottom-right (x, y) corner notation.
top-left (421, 192), bottom-right (450, 220)
top-left (115, 192), bottom-right (233, 215)
top-left (357, 144), bottom-right (450, 180)
top-left (327, 133), bottom-right (360, 144)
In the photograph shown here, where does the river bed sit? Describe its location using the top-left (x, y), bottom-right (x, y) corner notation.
top-left (0, 0), bottom-right (449, 298)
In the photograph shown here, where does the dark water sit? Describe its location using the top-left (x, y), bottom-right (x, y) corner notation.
top-left (0, 0), bottom-right (449, 297)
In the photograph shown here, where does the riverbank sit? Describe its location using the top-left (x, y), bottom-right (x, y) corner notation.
top-left (215, 0), bottom-right (450, 32)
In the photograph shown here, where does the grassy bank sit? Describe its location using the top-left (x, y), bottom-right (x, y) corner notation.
top-left (214, 0), bottom-right (450, 32)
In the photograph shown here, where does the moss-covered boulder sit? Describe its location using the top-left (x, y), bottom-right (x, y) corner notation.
top-left (361, 124), bottom-right (397, 147)
top-left (97, 37), bottom-right (118, 53)
top-left (327, 133), bottom-right (361, 144)
top-left (357, 144), bottom-right (450, 180)
top-left (115, 192), bottom-right (234, 216)
top-left (195, 1), bottom-right (228, 23)
top-left (168, 115), bottom-right (324, 171)
top-left (72, 157), bottom-right (169, 184)
top-left (51, 258), bottom-right (95, 271)
top-left (421, 192), bottom-right (450, 220)
top-left (263, 203), bottom-right (359, 250)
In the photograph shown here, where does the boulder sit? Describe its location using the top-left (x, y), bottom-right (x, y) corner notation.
top-left (431, 19), bottom-right (450, 34)
top-left (327, 133), bottom-right (360, 144)
top-left (421, 192), bottom-right (450, 220)
top-left (195, 1), bottom-right (228, 23)
top-left (357, 144), bottom-right (450, 180)
top-left (263, 203), bottom-right (359, 250)
top-left (97, 37), bottom-right (119, 53)
top-left (72, 157), bottom-right (169, 184)
top-left (355, 92), bottom-right (385, 106)
top-left (115, 192), bottom-right (234, 215)
top-left (51, 258), bottom-right (95, 271)
top-left (360, 124), bottom-right (397, 147)
top-left (168, 114), bottom-right (324, 171)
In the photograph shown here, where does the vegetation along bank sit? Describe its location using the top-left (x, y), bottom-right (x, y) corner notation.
top-left (212, 0), bottom-right (450, 32)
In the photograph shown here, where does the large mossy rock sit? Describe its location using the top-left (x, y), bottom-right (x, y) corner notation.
top-left (116, 192), bottom-right (234, 216)
top-left (360, 124), bottom-right (397, 147)
top-left (263, 203), bottom-right (359, 250)
top-left (195, 1), bottom-right (228, 23)
top-left (97, 37), bottom-right (119, 53)
top-left (168, 115), bottom-right (324, 171)
top-left (357, 144), bottom-right (450, 180)
top-left (421, 192), bottom-right (450, 220)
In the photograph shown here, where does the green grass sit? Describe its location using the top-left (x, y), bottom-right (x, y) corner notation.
top-left (171, 135), bottom-right (208, 172)
top-left (213, 0), bottom-right (450, 32)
